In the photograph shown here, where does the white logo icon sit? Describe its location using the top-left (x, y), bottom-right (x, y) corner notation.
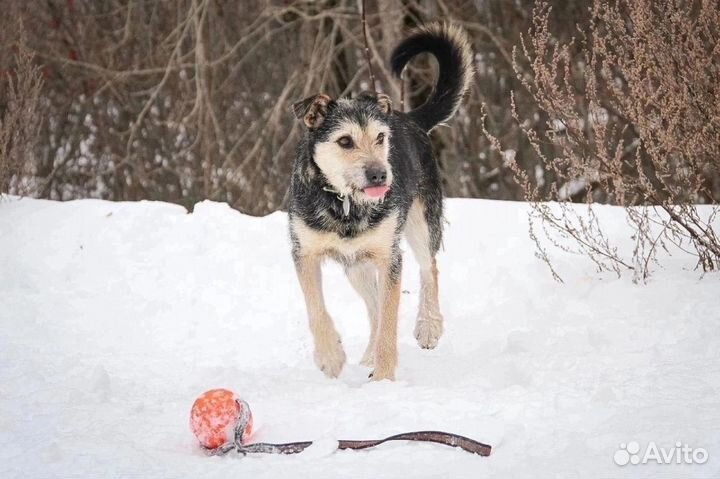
top-left (614, 442), bottom-right (641, 466)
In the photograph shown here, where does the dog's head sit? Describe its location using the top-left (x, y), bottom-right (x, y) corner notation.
top-left (292, 91), bottom-right (393, 202)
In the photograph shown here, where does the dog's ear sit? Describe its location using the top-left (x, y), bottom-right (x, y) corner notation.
top-left (292, 93), bottom-right (333, 129)
top-left (376, 93), bottom-right (392, 115)
top-left (356, 90), bottom-right (393, 115)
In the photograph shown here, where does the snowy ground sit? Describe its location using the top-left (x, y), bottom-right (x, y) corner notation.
top-left (1, 196), bottom-right (718, 478)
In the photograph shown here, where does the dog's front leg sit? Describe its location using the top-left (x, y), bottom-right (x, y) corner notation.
top-left (294, 254), bottom-right (346, 378)
top-left (371, 251), bottom-right (402, 381)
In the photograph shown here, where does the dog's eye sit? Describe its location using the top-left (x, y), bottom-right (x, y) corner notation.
top-left (376, 132), bottom-right (385, 145)
top-left (336, 136), bottom-right (354, 149)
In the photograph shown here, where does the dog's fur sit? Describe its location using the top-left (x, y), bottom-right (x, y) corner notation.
top-left (288, 23), bottom-right (474, 380)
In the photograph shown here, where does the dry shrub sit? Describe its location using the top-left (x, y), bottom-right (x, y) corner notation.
top-left (6, 1), bottom-right (418, 213)
top-left (5, 0), bottom-right (598, 214)
top-left (485, 0), bottom-right (720, 282)
top-left (0, 12), bottom-right (44, 196)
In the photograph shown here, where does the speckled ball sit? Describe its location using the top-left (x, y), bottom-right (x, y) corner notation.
top-left (189, 389), bottom-right (253, 449)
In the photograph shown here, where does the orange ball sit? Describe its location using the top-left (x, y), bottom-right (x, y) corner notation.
top-left (189, 388), bottom-right (253, 449)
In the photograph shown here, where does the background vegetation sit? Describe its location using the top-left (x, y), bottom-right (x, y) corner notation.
top-left (1, 0), bottom-right (718, 279)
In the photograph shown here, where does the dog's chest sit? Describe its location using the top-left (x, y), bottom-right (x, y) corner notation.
top-left (292, 212), bottom-right (398, 262)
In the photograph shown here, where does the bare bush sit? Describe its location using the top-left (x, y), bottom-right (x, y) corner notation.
top-left (0, 13), bottom-right (44, 196)
top-left (4, 0), bottom-right (603, 214)
top-left (485, 0), bottom-right (720, 281)
top-left (6, 1), bottom-right (411, 213)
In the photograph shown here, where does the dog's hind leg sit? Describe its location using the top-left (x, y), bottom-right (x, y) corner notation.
top-left (345, 261), bottom-right (379, 367)
top-left (294, 254), bottom-right (347, 378)
top-left (405, 199), bottom-right (444, 349)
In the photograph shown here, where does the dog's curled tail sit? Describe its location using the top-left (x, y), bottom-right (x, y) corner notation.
top-left (391, 23), bottom-right (474, 133)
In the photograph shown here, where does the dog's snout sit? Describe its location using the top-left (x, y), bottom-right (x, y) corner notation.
top-left (365, 165), bottom-right (387, 186)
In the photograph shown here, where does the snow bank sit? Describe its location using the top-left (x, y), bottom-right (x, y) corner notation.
top-left (0, 196), bottom-right (718, 478)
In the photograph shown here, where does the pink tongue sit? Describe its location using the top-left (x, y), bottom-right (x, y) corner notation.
top-left (363, 186), bottom-right (390, 198)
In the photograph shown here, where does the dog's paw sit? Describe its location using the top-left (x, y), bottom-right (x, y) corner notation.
top-left (314, 337), bottom-right (346, 378)
top-left (369, 364), bottom-right (395, 381)
top-left (414, 317), bottom-right (443, 349)
top-left (369, 347), bottom-right (396, 381)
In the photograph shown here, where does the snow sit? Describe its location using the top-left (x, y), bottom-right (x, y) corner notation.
top-left (0, 196), bottom-right (718, 478)
top-left (557, 178), bottom-right (588, 200)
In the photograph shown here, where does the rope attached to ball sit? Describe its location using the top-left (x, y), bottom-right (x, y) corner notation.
top-left (214, 430), bottom-right (492, 457)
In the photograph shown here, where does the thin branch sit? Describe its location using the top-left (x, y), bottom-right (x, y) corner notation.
top-left (360, 0), bottom-right (376, 91)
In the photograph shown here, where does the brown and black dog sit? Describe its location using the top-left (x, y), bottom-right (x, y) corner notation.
top-left (289, 23), bottom-right (473, 381)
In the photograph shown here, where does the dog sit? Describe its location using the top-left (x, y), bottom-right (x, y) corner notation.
top-left (288, 23), bottom-right (473, 380)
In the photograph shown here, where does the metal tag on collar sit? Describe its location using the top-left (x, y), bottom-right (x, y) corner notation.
top-left (322, 186), bottom-right (350, 217)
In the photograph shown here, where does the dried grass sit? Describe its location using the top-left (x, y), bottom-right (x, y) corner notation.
top-left (0, 10), bottom-right (44, 196)
top-left (484, 0), bottom-right (720, 282)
